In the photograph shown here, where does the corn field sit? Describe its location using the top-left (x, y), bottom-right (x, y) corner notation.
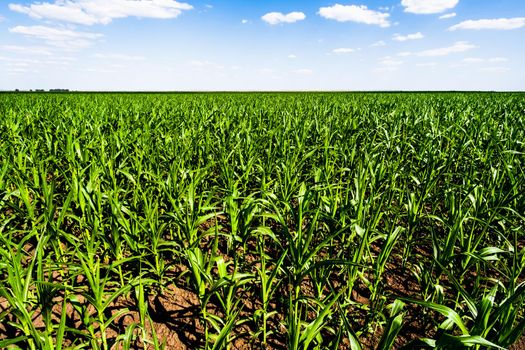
top-left (0, 92), bottom-right (524, 349)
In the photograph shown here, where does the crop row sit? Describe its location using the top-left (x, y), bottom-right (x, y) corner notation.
top-left (0, 92), bottom-right (524, 349)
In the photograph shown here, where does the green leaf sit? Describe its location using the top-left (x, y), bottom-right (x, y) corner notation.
top-left (299, 293), bottom-right (340, 348)
top-left (436, 334), bottom-right (506, 349)
top-left (399, 298), bottom-right (468, 335)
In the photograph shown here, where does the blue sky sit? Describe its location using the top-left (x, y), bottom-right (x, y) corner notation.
top-left (0, 0), bottom-right (524, 90)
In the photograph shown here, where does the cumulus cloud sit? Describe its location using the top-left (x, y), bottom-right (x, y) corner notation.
top-left (413, 41), bottom-right (477, 57)
top-left (8, 0), bottom-right (193, 26)
top-left (332, 47), bottom-right (360, 54)
top-left (7, 67), bottom-right (32, 74)
top-left (374, 56), bottom-right (403, 73)
top-left (0, 55), bottom-right (75, 68)
top-left (416, 62), bottom-right (437, 67)
top-left (261, 11), bottom-right (305, 25)
top-left (462, 57), bottom-right (484, 63)
top-left (292, 68), bottom-right (313, 75)
top-left (488, 57), bottom-right (508, 63)
top-left (189, 60), bottom-right (225, 70)
top-left (93, 53), bottom-right (145, 61)
top-left (379, 57), bottom-right (403, 66)
top-left (449, 17), bottom-right (525, 31)
top-left (463, 57), bottom-right (508, 64)
top-left (7, 62), bottom-right (31, 68)
top-left (401, 0), bottom-right (459, 14)
top-left (318, 4), bottom-right (390, 28)
top-left (374, 67), bottom-right (398, 73)
top-left (479, 66), bottom-right (510, 73)
top-left (10, 25), bottom-right (102, 40)
top-left (241, 19), bottom-right (249, 24)
top-left (392, 32), bottom-right (424, 41)
top-left (1, 45), bottom-right (54, 56)
top-left (9, 25), bottom-right (102, 49)
top-left (371, 40), bottom-right (386, 47)
top-left (439, 12), bottom-right (456, 19)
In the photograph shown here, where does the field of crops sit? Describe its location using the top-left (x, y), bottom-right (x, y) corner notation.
top-left (0, 92), bottom-right (524, 349)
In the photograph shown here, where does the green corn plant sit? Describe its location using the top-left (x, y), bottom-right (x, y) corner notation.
top-left (115, 275), bottom-right (165, 349)
top-left (223, 182), bottom-right (259, 249)
top-left (253, 227), bottom-right (287, 346)
top-left (75, 243), bottom-right (134, 350)
top-left (376, 300), bottom-right (406, 350)
top-left (0, 230), bottom-right (45, 350)
top-left (206, 256), bottom-right (253, 350)
top-left (0, 91), bottom-right (524, 350)
top-left (433, 261), bottom-right (525, 348)
top-left (286, 290), bottom-right (341, 350)
top-left (370, 226), bottom-right (404, 311)
top-left (166, 171), bottom-right (218, 249)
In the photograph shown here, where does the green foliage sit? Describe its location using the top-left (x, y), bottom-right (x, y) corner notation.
top-left (0, 92), bottom-right (523, 349)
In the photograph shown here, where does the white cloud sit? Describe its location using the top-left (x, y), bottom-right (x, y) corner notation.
top-left (479, 67), bottom-right (510, 73)
top-left (52, 40), bottom-right (94, 50)
top-left (241, 19), bottom-right (249, 24)
top-left (83, 67), bottom-right (118, 73)
top-left (261, 11), bottom-right (305, 25)
top-left (7, 62), bottom-right (31, 67)
top-left (288, 54), bottom-right (297, 59)
top-left (488, 57), bottom-right (508, 63)
top-left (7, 67), bottom-right (31, 73)
top-left (318, 4), bottom-right (390, 28)
top-left (293, 68), bottom-right (313, 75)
top-left (9, 25), bottom-right (102, 40)
top-left (392, 32), bottom-right (424, 41)
top-left (9, 25), bottom-right (102, 49)
top-left (188, 60), bottom-right (226, 74)
top-left (439, 12), bottom-right (456, 19)
top-left (332, 47), bottom-right (360, 54)
top-left (416, 41), bottom-right (477, 57)
top-left (401, 0), bottom-right (459, 14)
top-left (371, 40), bottom-right (386, 47)
top-left (374, 66), bottom-right (398, 73)
top-left (0, 55), bottom-right (74, 74)
top-left (9, 3), bottom-right (96, 25)
top-left (8, 0), bottom-right (193, 26)
top-left (462, 57), bottom-right (484, 63)
top-left (93, 53), bottom-right (145, 61)
top-left (375, 56), bottom-right (403, 72)
top-left (416, 62), bottom-right (437, 67)
top-left (1, 44), bottom-right (54, 56)
top-left (0, 15), bottom-right (5, 22)
top-left (42, 58), bottom-right (75, 65)
top-left (379, 57), bottom-right (403, 66)
top-left (462, 57), bottom-right (508, 64)
top-left (398, 51), bottom-right (412, 57)
top-left (449, 18), bottom-right (525, 31)
top-left (0, 55), bottom-right (74, 68)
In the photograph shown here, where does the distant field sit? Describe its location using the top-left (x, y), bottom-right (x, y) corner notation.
top-left (0, 92), bottom-right (524, 349)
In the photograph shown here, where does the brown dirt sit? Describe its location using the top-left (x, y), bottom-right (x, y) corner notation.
top-left (511, 336), bottom-right (525, 350)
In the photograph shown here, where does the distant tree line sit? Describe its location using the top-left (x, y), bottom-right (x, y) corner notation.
top-left (13, 89), bottom-right (70, 92)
